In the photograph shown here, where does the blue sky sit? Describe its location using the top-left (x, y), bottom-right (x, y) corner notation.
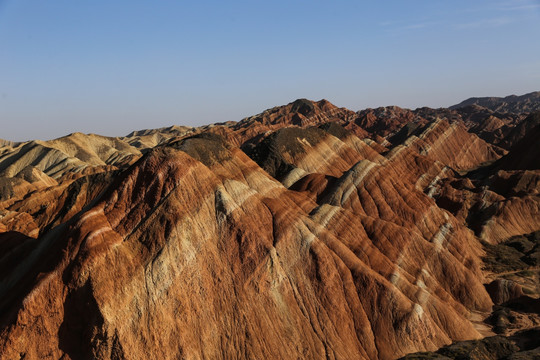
top-left (1, 0), bottom-right (539, 141)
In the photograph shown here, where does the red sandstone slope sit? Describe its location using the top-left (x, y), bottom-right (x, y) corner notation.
top-left (0, 135), bottom-right (491, 359)
top-left (0, 98), bottom-right (538, 359)
top-left (429, 124), bottom-right (540, 245)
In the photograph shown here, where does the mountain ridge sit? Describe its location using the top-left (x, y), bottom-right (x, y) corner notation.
top-left (450, 91), bottom-right (540, 114)
top-left (0, 94), bottom-right (539, 359)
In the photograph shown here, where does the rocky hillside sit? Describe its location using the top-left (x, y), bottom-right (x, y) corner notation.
top-left (0, 96), bottom-right (539, 359)
top-left (450, 91), bottom-right (540, 114)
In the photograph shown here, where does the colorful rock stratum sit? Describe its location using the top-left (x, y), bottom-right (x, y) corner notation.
top-left (0, 94), bottom-right (539, 359)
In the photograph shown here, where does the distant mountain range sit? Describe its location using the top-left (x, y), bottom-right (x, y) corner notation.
top-left (0, 93), bottom-right (539, 359)
top-left (450, 91), bottom-right (540, 114)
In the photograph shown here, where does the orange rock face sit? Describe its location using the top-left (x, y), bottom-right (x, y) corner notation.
top-left (0, 98), bottom-right (538, 359)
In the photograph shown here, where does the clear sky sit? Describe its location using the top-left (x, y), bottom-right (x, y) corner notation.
top-left (1, 0), bottom-right (539, 141)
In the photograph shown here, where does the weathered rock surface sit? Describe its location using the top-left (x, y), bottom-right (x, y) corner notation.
top-left (0, 95), bottom-right (539, 359)
top-left (401, 329), bottom-right (540, 360)
top-left (486, 279), bottom-right (525, 306)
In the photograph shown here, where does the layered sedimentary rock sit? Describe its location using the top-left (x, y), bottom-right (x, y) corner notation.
top-left (0, 95), bottom-right (539, 359)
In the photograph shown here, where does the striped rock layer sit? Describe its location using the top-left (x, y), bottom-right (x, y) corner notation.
top-left (0, 99), bottom-right (538, 359)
